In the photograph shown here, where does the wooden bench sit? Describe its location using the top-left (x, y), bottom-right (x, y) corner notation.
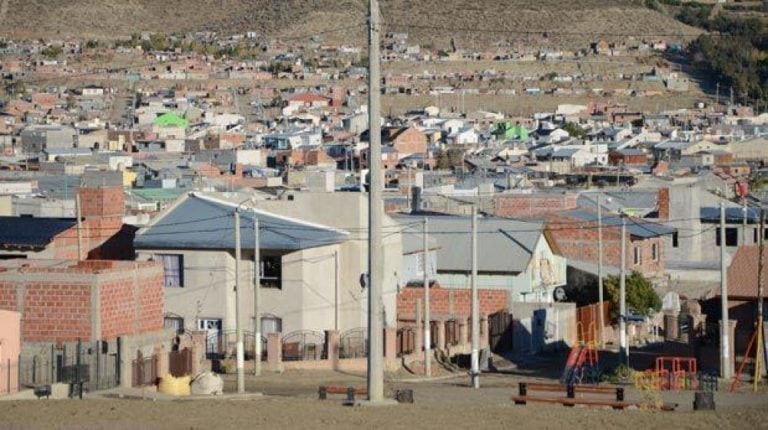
top-left (512, 382), bottom-right (677, 411)
top-left (318, 385), bottom-right (368, 401)
top-left (511, 395), bottom-right (633, 410)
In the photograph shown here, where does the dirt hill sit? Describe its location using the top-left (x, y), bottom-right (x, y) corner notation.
top-left (0, 0), bottom-right (700, 47)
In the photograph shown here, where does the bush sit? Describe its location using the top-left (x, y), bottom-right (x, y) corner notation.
top-left (603, 271), bottom-right (661, 319)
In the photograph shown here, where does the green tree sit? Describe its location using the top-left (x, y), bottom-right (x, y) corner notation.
top-left (41, 45), bottom-right (63, 58)
top-left (604, 271), bottom-right (661, 319)
top-left (562, 122), bottom-right (586, 139)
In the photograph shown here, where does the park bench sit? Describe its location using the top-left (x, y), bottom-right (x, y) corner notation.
top-left (318, 385), bottom-right (368, 401)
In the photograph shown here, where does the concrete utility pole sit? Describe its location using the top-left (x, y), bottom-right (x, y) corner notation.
top-left (743, 202), bottom-right (748, 245)
top-left (76, 194), bottom-right (83, 261)
top-left (234, 210), bottom-right (245, 393)
top-left (471, 205), bottom-right (480, 388)
top-left (597, 195), bottom-right (605, 347)
top-left (720, 203), bottom-right (732, 380)
top-left (423, 217), bottom-right (431, 377)
top-left (334, 250), bottom-right (340, 331)
top-left (755, 208), bottom-right (765, 391)
top-left (619, 211), bottom-right (628, 366)
top-left (253, 216), bottom-right (261, 376)
top-left (366, 0), bottom-right (385, 403)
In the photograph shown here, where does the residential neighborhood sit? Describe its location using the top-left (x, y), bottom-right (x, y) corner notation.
top-left (0, 0), bottom-right (768, 428)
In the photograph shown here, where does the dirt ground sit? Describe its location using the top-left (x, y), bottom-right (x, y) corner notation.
top-left (1, 370), bottom-right (768, 430)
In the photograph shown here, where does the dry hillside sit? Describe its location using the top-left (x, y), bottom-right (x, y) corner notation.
top-left (0, 0), bottom-right (700, 47)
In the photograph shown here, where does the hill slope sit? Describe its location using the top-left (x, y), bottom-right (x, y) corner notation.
top-left (0, 0), bottom-right (700, 47)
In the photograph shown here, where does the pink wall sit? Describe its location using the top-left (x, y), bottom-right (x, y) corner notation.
top-left (0, 310), bottom-right (21, 395)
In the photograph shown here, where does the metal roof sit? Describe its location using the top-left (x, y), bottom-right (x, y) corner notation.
top-left (134, 194), bottom-right (348, 251)
top-left (394, 214), bottom-right (542, 273)
top-left (560, 209), bottom-right (676, 238)
top-left (0, 216), bottom-right (76, 249)
top-left (700, 206), bottom-right (761, 224)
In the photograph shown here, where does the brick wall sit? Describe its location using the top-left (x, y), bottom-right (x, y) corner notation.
top-left (396, 284), bottom-right (508, 319)
top-left (546, 216), bottom-right (665, 278)
top-left (0, 280), bottom-right (92, 344)
top-left (0, 260), bottom-right (164, 344)
top-left (391, 127), bottom-right (427, 155)
top-left (493, 193), bottom-right (579, 218)
top-left (78, 186), bottom-right (124, 219)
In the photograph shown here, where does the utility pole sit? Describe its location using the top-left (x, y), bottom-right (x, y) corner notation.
top-left (715, 82), bottom-right (720, 110)
top-left (619, 211), bottom-right (628, 366)
top-left (743, 202), bottom-right (748, 245)
top-left (755, 208), bottom-right (765, 391)
top-left (720, 202), bottom-right (732, 380)
top-left (234, 210), bottom-right (245, 393)
top-left (597, 195), bottom-right (605, 347)
top-left (423, 217), bottom-right (431, 377)
top-left (253, 216), bottom-right (261, 376)
top-left (471, 205), bottom-right (480, 388)
top-left (76, 193), bottom-right (83, 261)
top-left (334, 250), bottom-right (340, 331)
top-left (366, 0), bottom-right (385, 403)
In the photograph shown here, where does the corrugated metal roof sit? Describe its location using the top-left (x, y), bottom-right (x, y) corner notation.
top-left (394, 214), bottom-right (542, 273)
top-left (0, 216), bottom-right (76, 249)
top-left (560, 209), bottom-right (676, 238)
top-left (134, 194), bottom-right (348, 251)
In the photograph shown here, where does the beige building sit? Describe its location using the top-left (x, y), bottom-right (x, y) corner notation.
top-left (134, 191), bottom-right (402, 341)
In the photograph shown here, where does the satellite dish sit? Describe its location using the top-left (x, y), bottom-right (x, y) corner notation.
top-left (554, 287), bottom-right (566, 302)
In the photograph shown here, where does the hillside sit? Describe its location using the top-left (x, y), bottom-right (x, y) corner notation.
top-left (0, 0), bottom-right (701, 47)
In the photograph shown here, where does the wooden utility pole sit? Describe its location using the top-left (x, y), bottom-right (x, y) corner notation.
top-left (423, 217), bottom-right (431, 377)
top-left (366, 0), bottom-right (385, 403)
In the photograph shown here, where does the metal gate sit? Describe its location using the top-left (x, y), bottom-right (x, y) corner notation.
top-left (132, 351), bottom-right (158, 387)
top-left (18, 340), bottom-right (119, 392)
top-left (340, 328), bottom-right (367, 359)
top-left (282, 330), bottom-right (326, 361)
top-left (168, 347), bottom-right (193, 377)
top-left (488, 311), bottom-right (514, 353)
top-left (397, 327), bottom-right (415, 357)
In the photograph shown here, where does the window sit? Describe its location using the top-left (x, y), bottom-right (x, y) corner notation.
top-left (260, 255), bottom-right (282, 289)
top-left (164, 316), bottom-right (184, 334)
top-left (261, 316), bottom-right (282, 334)
top-left (672, 232), bottom-right (679, 248)
top-left (652, 243), bottom-right (658, 261)
top-left (197, 319), bottom-right (222, 333)
top-left (633, 247), bottom-right (641, 266)
top-left (158, 254), bottom-right (184, 287)
top-left (716, 228), bottom-right (739, 247)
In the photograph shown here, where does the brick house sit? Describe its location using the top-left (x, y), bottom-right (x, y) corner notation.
top-left (544, 209), bottom-right (674, 280)
top-left (609, 149), bottom-right (648, 166)
top-left (492, 192), bottom-right (579, 219)
top-left (0, 182), bottom-right (133, 261)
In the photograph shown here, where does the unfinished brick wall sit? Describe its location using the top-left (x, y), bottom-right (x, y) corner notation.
top-left (493, 193), bottom-right (579, 218)
top-left (391, 127), bottom-right (427, 155)
top-left (78, 186), bottom-right (124, 219)
top-left (0, 261), bottom-right (164, 344)
top-left (396, 284), bottom-right (508, 318)
top-left (0, 279), bottom-right (92, 344)
top-left (546, 216), bottom-right (666, 278)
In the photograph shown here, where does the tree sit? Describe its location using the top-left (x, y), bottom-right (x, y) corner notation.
top-left (603, 271), bottom-right (661, 319)
top-left (562, 121), bottom-right (586, 139)
top-left (41, 45), bottom-right (63, 58)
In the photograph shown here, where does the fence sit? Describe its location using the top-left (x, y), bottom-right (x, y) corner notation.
top-left (488, 312), bottom-right (514, 353)
top-left (206, 330), bottom-right (266, 361)
top-left (168, 348), bottom-right (193, 377)
top-left (340, 328), bottom-right (367, 359)
top-left (576, 301), bottom-right (610, 344)
top-left (17, 341), bottom-right (119, 393)
top-left (132, 351), bottom-right (158, 387)
top-left (396, 327), bottom-right (415, 357)
top-left (445, 320), bottom-right (460, 346)
top-left (282, 330), bottom-right (326, 361)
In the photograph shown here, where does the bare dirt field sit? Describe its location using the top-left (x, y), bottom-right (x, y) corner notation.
top-left (1, 371), bottom-right (767, 430)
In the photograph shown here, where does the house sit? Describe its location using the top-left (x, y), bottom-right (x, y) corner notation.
top-left (609, 148), bottom-right (648, 166)
top-left (362, 126), bottom-right (428, 158)
top-left (20, 125), bottom-right (77, 153)
top-left (286, 93), bottom-right (331, 109)
top-left (395, 214), bottom-right (567, 305)
top-left (134, 191), bottom-right (395, 341)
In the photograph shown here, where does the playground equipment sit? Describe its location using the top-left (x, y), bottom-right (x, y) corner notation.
top-left (561, 341), bottom-right (600, 386)
top-left (632, 357), bottom-right (700, 392)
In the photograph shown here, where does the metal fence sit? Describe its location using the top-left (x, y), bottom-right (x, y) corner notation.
top-left (282, 330), bottom-right (326, 361)
top-left (17, 340), bottom-right (119, 393)
top-left (340, 328), bottom-right (367, 359)
top-left (131, 352), bottom-right (158, 387)
top-left (206, 331), bottom-right (264, 361)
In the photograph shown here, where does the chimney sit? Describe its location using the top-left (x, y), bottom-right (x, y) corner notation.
top-left (658, 187), bottom-right (670, 220)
